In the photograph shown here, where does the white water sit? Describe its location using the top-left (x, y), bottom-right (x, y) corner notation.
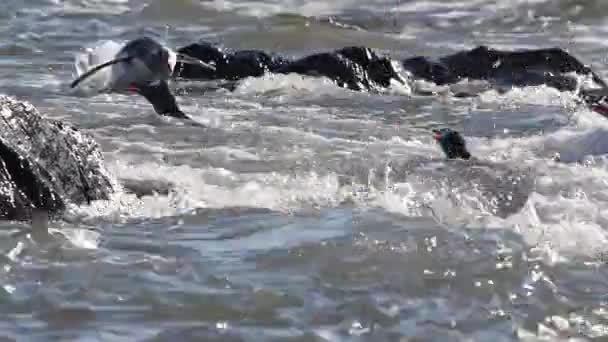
top-left (2, 0), bottom-right (608, 340)
top-left (64, 66), bottom-right (608, 259)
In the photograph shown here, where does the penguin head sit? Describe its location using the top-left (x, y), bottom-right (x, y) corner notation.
top-left (432, 128), bottom-right (471, 160)
top-left (120, 37), bottom-right (175, 81)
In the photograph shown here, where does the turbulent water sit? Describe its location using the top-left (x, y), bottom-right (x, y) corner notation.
top-left (1, 0), bottom-right (608, 340)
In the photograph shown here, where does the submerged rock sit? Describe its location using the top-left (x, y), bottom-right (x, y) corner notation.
top-left (0, 95), bottom-right (115, 221)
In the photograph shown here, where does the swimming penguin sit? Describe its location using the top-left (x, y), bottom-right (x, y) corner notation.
top-left (72, 38), bottom-right (608, 120)
top-left (71, 36), bottom-right (213, 90)
top-left (429, 127), bottom-right (533, 218)
top-left (432, 128), bottom-right (472, 160)
top-left (70, 36), bottom-right (214, 120)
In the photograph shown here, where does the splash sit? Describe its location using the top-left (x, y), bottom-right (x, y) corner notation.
top-left (72, 40), bottom-right (125, 96)
top-left (233, 73), bottom-right (349, 98)
top-left (64, 159), bottom-right (343, 222)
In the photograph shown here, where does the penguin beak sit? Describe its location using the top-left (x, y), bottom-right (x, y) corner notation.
top-left (432, 129), bottom-right (441, 140)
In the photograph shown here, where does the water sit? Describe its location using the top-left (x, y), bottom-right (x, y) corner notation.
top-left (0, 0), bottom-right (608, 340)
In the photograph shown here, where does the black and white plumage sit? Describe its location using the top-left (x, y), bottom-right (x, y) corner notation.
top-left (71, 36), bottom-right (213, 91)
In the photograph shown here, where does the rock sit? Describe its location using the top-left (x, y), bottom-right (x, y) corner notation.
top-left (0, 95), bottom-right (115, 221)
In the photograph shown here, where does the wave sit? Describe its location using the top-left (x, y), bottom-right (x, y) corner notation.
top-left (63, 100), bottom-right (608, 260)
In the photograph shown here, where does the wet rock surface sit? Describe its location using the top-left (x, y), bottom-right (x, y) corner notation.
top-left (0, 95), bottom-right (115, 220)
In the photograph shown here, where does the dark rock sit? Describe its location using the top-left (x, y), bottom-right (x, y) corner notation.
top-left (0, 95), bottom-right (115, 221)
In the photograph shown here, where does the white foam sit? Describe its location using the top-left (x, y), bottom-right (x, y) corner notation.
top-left (65, 159), bottom-right (343, 221)
top-left (541, 127), bottom-right (608, 162)
top-left (199, 0), bottom-right (365, 18)
top-left (72, 40), bottom-right (125, 96)
top-left (477, 85), bottom-right (580, 108)
top-left (49, 227), bottom-right (101, 250)
top-left (393, 0), bottom-right (550, 18)
top-left (233, 73), bottom-right (347, 98)
top-left (358, 116), bottom-right (608, 260)
top-left (59, 0), bottom-right (130, 15)
top-left (232, 71), bottom-right (412, 102)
